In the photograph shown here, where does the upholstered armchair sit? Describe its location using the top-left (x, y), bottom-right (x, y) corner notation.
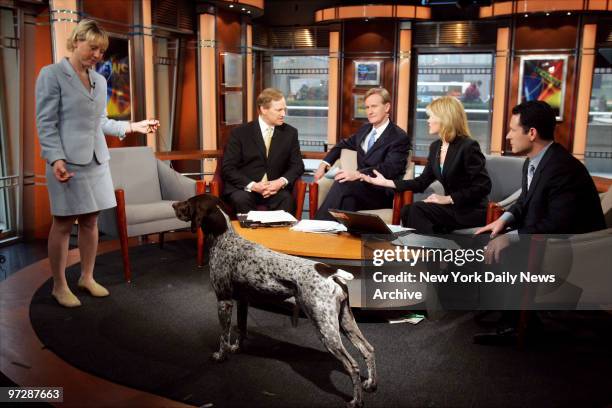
top-left (507, 185), bottom-right (612, 347)
top-left (98, 147), bottom-right (205, 282)
top-left (208, 153), bottom-right (307, 220)
top-left (308, 149), bottom-right (414, 225)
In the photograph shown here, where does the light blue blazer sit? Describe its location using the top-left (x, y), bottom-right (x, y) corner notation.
top-left (36, 58), bottom-right (128, 165)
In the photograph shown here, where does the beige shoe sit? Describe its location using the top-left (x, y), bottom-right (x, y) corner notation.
top-left (77, 278), bottom-right (110, 297)
top-left (52, 290), bottom-right (82, 308)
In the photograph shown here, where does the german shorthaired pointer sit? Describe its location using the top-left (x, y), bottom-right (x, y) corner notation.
top-left (173, 193), bottom-right (377, 407)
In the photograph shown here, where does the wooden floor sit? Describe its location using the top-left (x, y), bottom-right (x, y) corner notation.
top-left (0, 235), bottom-right (195, 407)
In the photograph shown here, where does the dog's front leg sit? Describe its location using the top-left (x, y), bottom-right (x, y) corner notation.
top-left (212, 300), bottom-right (233, 362)
top-left (236, 298), bottom-right (248, 351)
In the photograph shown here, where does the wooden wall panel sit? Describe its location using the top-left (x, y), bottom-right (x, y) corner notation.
top-left (216, 9), bottom-right (243, 150)
top-left (216, 9), bottom-right (242, 52)
top-left (29, 9), bottom-right (54, 239)
top-left (515, 16), bottom-right (579, 50)
top-left (344, 21), bottom-right (395, 53)
top-left (572, 24), bottom-right (597, 161)
top-left (341, 21), bottom-right (397, 139)
top-left (327, 31), bottom-right (340, 147)
top-left (491, 27), bottom-right (510, 155)
top-left (508, 16), bottom-right (581, 151)
top-left (82, 0), bottom-right (132, 26)
top-left (173, 44), bottom-right (200, 174)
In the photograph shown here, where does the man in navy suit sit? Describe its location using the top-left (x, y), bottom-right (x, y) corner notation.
top-left (313, 87), bottom-right (411, 220)
top-left (222, 88), bottom-right (304, 214)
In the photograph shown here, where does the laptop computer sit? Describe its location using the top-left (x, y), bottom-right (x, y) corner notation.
top-left (328, 209), bottom-right (411, 237)
top-left (328, 209), bottom-right (460, 249)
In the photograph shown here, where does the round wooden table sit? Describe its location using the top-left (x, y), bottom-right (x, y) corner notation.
top-left (232, 221), bottom-right (362, 261)
top-left (232, 221), bottom-right (428, 309)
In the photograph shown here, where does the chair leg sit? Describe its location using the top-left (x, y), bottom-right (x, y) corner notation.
top-left (197, 229), bottom-right (205, 267)
top-left (159, 232), bottom-right (165, 249)
top-left (115, 189), bottom-right (132, 282)
top-left (197, 179), bottom-right (206, 267)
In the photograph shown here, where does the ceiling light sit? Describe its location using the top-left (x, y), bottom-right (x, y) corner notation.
top-left (524, 14), bottom-right (528, 17)
top-left (546, 12), bottom-right (550, 16)
top-left (229, 4), bottom-right (234, 8)
top-left (567, 12), bottom-right (571, 15)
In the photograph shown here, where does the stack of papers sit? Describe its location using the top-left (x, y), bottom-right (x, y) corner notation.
top-left (246, 211), bottom-right (297, 224)
top-left (290, 220), bottom-right (348, 234)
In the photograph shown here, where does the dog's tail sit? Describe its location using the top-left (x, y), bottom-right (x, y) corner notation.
top-left (314, 263), bottom-right (354, 287)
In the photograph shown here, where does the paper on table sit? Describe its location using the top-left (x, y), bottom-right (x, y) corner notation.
top-left (291, 220), bottom-right (347, 233)
top-left (246, 210), bottom-right (297, 223)
top-left (387, 224), bottom-right (414, 234)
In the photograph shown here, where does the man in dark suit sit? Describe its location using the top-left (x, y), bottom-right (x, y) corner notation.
top-left (313, 87), bottom-right (411, 220)
top-left (474, 100), bottom-right (605, 345)
top-left (477, 100), bottom-right (604, 240)
top-left (222, 88), bottom-right (304, 213)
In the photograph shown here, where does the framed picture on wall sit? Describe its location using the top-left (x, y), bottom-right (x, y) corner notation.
top-left (518, 54), bottom-right (568, 121)
top-left (224, 91), bottom-right (243, 125)
top-left (221, 52), bottom-right (243, 87)
top-left (353, 94), bottom-right (367, 119)
top-left (96, 36), bottom-right (132, 121)
top-left (354, 60), bottom-right (381, 86)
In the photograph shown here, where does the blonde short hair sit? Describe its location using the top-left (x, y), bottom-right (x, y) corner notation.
top-left (256, 88), bottom-right (284, 111)
top-left (66, 19), bottom-right (109, 52)
top-left (364, 87), bottom-right (391, 105)
top-left (426, 96), bottom-right (471, 143)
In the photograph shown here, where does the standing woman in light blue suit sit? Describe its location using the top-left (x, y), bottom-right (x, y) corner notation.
top-left (36, 19), bottom-right (159, 307)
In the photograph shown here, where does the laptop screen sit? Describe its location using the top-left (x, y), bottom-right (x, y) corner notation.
top-left (328, 209), bottom-right (394, 236)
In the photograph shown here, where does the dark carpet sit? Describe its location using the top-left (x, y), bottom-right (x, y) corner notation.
top-left (30, 240), bottom-right (612, 407)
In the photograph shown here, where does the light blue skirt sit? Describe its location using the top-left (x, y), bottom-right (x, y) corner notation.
top-left (46, 158), bottom-right (116, 216)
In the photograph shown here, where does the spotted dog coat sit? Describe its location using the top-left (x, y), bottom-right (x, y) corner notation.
top-left (173, 194), bottom-right (377, 408)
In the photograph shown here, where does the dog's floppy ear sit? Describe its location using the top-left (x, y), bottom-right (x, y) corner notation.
top-left (203, 204), bottom-right (228, 236)
top-left (189, 197), bottom-right (204, 233)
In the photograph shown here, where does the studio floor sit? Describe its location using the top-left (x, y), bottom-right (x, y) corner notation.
top-left (0, 234), bottom-right (611, 408)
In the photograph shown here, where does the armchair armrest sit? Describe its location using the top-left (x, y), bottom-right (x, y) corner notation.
top-left (486, 202), bottom-right (505, 224)
top-left (210, 167), bottom-right (223, 197)
top-left (486, 188), bottom-right (521, 224)
top-left (309, 182), bottom-right (319, 220)
top-left (292, 179), bottom-right (307, 220)
top-left (157, 160), bottom-right (199, 201)
top-left (392, 191), bottom-right (413, 225)
top-left (497, 188), bottom-right (521, 209)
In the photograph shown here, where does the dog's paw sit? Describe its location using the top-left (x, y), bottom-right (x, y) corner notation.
top-left (229, 342), bottom-right (240, 354)
top-left (346, 398), bottom-right (363, 408)
top-left (211, 351), bottom-right (227, 362)
top-left (362, 378), bottom-right (377, 393)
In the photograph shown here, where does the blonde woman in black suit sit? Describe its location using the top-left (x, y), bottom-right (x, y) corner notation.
top-left (36, 20), bottom-right (159, 307)
top-left (361, 96), bottom-right (491, 233)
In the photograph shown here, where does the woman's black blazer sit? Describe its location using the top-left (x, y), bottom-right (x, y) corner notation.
top-left (394, 137), bottom-right (491, 211)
